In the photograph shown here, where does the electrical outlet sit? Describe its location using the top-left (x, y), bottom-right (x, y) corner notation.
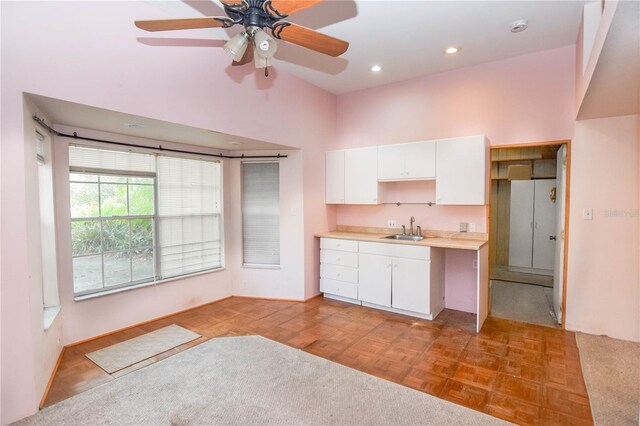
top-left (472, 259), bottom-right (478, 269)
top-left (459, 222), bottom-right (468, 232)
top-left (469, 223), bottom-right (476, 232)
top-left (582, 208), bottom-right (593, 220)
top-left (387, 219), bottom-right (397, 228)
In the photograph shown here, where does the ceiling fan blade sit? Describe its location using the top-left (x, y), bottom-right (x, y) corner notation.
top-left (135, 17), bottom-right (229, 32)
top-left (266, 0), bottom-right (324, 16)
top-left (275, 23), bottom-right (348, 57)
top-left (233, 45), bottom-right (254, 66)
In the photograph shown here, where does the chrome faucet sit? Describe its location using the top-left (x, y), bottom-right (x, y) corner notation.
top-left (410, 216), bottom-right (415, 235)
top-left (417, 225), bottom-right (422, 237)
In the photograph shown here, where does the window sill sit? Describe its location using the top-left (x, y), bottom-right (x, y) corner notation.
top-left (242, 264), bottom-right (281, 270)
top-left (44, 305), bottom-right (62, 330)
top-left (73, 267), bottom-right (226, 302)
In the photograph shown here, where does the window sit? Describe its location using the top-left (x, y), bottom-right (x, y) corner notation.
top-left (36, 130), bottom-right (61, 327)
top-left (242, 162), bottom-right (279, 266)
top-left (69, 145), bottom-right (223, 297)
top-left (70, 173), bottom-right (155, 294)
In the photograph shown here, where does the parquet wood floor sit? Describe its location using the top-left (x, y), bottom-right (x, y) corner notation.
top-left (44, 296), bottom-right (593, 425)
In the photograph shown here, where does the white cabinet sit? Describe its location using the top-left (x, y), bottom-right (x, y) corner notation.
top-left (391, 257), bottom-right (431, 314)
top-left (358, 241), bottom-right (444, 318)
top-left (378, 141), bottom-right (436, 181)
top-left (345, 147), bottom-right (382, 204)
top-left (325, 150), bottom-right (345, 204)
top-left (509, 179), bottom-right (557, 274)
top-left (319, 238), bottom-right (359, 301)
top-left (358, 253), bottom-right (392, 307)
top-left (436, 135), bottom-right (488, 205)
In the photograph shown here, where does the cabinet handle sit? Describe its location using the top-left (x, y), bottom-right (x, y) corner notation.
top-left (336, 258), bottom-right (341, 262)
top-left (393, 264), bottom-right (398, 268)
top-left (336, 273), bottom-right (341, 277)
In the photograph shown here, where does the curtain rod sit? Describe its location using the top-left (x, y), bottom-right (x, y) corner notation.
top-left (32, 115), bottom-right (287, 160)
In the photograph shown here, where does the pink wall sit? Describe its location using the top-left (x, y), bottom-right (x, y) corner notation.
top-left (333, 46), bottom-right (576, 312)
top-left (567, 115), bottom-right (639, 342)
top-left (1, 2), bottom-right (336, 423)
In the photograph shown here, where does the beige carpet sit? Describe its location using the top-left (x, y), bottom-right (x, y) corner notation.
top-left (576, 332), bottom-right (640, 425)
top-left (21, 336), bottom-right (507, 425)
top-left (490, 280), bottom-right (558, 327)
top-left (86, 324), bottom-right (201, 373)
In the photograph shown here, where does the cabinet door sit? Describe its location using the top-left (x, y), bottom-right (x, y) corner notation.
top-left (509, 180), bottom-right (535, 268)
top-left (404, 140), bottom-right (436, 180)
top-left (345, 147), bottom-right (380, 204)
top-left (378, 141), bottom-right (436, 181)
top-left (436, 136), bottom-right (487, 205)
top-left (358, 253), bottom-right (391, 307)
top-left (325, 150), bottom-right (345, 204)
top-left (532, 179), bottom-right (557, 271)
top-left (391, 257), bottom-right (430, 314)
top-left (377, 144), bottom-right (405, 180)
top-left (509, 180), bottom-right (534, 268)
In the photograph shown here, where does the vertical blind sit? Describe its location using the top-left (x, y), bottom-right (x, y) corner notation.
top-left (69, 145), bottom-right (223, 284)
top-left (242, 162), bottom-right (280, 265)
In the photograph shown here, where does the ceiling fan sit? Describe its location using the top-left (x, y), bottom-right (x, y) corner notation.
top-left (135, 0), bottom-right (349, 75)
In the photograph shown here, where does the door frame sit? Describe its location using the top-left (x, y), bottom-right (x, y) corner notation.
top-left (487, 139), bottom-right (571, 329)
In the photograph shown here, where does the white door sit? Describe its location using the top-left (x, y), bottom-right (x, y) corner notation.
top-left (345, 146), bottom-right (379, 204)
top-left (553, 146), bottom-right (567, 323)
top-left (325, 150), bottom-right (345, 204)
top-left (509, 180), bottom-right (535, 268)
top-left (436, 136), bottom-right (487, 205)
top-left (377, 144), bottom-right (405, 180)
top-left (404, 140), bottom-right (436, 179)
top-left (358, 253), bottom-right (392, 307)
top-left (532, 179), bottom-right (557, 271)
top-left (391, 257), bottom-right (430, 314)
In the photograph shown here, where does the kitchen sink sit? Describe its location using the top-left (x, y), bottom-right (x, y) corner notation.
top-left (382, 234), bottom-right (424, 241)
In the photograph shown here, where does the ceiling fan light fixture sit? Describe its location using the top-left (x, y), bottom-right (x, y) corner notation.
top-left (254, 47), bottom-right (270, 69)
top-left (223, 32), bottom-right (249, 62)
top-left (370, 65), bottom-right (382, 72)
top-left (253, 29), bottom-right (278, 58)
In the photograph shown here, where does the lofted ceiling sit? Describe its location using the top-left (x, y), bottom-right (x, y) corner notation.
top-left (142, 0), bottom-right (590, 94)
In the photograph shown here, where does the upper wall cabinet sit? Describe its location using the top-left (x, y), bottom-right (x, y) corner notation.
top-left (345, 147), bottom-right (382, 205)
top-left (325, 150), bottom-right (345, 204)
top-left (378, 141), bottom-right (436, 181)
top-left (435, 135), bottom-right (488, 205)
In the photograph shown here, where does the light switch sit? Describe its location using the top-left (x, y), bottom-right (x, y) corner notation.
top-left (582, 208), bottom-right (593, 220)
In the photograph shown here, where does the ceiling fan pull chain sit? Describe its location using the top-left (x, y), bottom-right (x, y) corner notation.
top-left (265, 58), bottom-right (269, 77)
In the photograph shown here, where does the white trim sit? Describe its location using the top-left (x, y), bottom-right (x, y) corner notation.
top-left (74, 267), bottom-right (226, 302)
top-left (43, 305), bottom-right (62, 330)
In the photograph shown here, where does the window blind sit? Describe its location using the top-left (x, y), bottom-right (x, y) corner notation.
top-left (242, 162), bottom-right (279, 266)
top-left (157, 156), bottom-right (222, 278)
top-left (69, 145), bottom-right (156, 173)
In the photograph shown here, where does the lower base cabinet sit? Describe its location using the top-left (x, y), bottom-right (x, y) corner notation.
top-left (320, 238), bottom-right (445, 320)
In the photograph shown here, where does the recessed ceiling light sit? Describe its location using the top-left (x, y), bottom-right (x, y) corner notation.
top-left (443, 46), bottom-right (461, 55)
top-left (370, 65), bottom-right (382, 72)
top-left (124, 123), bottom-right (143, 129)
top-left (510, 19), bottom-right (528, 33)
top-left (227, 141), bottom-right (244, 146)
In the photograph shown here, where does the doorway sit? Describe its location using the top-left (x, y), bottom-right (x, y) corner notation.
top-left (488, 141), bottom-right (570, 328)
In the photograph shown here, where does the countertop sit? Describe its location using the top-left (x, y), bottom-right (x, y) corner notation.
top-left (315, 226), bottom-right (488, 251)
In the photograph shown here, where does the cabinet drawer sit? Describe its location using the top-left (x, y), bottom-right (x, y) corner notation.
top-left (320, 264), bottom-right (358, 284)
top-left (320, 278), bottom-right (358, 299)
top-left (320, 249), bottom-right (358, 268)
top-left (320, 238), bottom-right (358, 252)
top-left (359, 241), bottom-right (430, 260)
